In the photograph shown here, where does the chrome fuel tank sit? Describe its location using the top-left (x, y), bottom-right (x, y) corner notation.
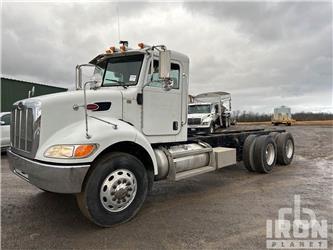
top-left (154, 143), bottom-right (212, 180)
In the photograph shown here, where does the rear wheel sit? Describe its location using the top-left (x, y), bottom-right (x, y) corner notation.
top-left (253, 135), bottom-right (277, 173)
top-left (269, 132), bottom-right (280, 141)
top-left (242, 135), bottom-right (257, 172)
top-left (77, 152), bottom-right (148, 227)
top-left (276, 132), bottom-right (294, 165)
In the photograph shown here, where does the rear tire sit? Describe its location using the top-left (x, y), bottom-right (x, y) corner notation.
top-left (269, 132), bottom-right (280, 141)
top-left (276, 132), bottom-right (294, 165)
top-left (253, 135), bottom-right (277, 173)
top-left (77, 152), bottom-right (148, 227)
top-left (242, 135), bottom-right (257, 172)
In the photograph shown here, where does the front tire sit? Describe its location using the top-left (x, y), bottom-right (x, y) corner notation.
top-left (209, 123), bottom-right (215, 134)
top-left (77, 152), bottom-right (148, 227)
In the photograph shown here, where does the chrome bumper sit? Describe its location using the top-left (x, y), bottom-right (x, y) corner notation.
top-left (7, 149), bottom-right (90, 193)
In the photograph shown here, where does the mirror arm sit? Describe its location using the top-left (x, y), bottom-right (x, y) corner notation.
top-left (83, 80), bottom-right (97, 139)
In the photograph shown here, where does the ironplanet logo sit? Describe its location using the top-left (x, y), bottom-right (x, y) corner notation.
top-left (266, 195), bottom-right (328, 249)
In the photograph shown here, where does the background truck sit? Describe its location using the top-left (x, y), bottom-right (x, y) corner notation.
top-left (188, 92), bottom-right (231, 134)
top-left (272, 105), bottom-right (295, 126)
top-left (7, 42), bottom-right (295, 227)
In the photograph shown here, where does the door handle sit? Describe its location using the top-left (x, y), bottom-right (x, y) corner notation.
top-left (173, 121), bottom-right (178, 130)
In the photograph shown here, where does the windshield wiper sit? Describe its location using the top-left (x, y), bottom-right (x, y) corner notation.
top-left (105, 79), bottom-right (129, 89)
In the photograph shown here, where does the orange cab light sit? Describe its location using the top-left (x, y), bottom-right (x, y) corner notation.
top-left (138, 43), bottom-right (144, 49)
top-left (74, 144), bottom-right (96, 158)
top-left (105, 46), bottom-right (116, 54)
top-left (105, 48), bottom-right (113, 54)
top-left (120, 45), bottom-right (126, 53)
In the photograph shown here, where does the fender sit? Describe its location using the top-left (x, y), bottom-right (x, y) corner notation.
top-left (35, 117), bottom-right (158, 175)
top-left (134, 130), bottom-right (158, 175)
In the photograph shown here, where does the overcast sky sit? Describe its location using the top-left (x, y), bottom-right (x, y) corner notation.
top-left (2, 1), bottom-right (332, 113)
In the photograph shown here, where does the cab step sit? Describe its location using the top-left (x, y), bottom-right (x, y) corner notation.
top-left (175, 166), bottom-right (215, 181)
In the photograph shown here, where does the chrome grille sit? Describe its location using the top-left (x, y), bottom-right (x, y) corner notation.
top-left (10, 101), bottom-right (40, 158)
top-left (11, 108), bottom-right (33, 152)
top-left (188, 118), bottom-right (201, 125)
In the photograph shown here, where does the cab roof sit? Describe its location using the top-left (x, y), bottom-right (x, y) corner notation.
top-left (89, 48), bottom-right (189, 65)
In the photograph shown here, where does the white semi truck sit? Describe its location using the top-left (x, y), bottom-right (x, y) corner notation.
top-left (188, 92), bottom-right (232, 134)
top-left (7, 42), bottom-right (295, 227)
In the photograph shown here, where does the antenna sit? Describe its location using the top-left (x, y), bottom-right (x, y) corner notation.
top-left (116, 4), bottom-right (120, 41)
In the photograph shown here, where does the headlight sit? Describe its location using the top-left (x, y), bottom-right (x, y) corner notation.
top-left (44, 144), bottom-right (97, 159)
top-left (202, 118), bottom-right (211, 125)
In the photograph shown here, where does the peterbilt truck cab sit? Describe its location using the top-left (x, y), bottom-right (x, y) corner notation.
top-left (8, 42), bottom-right (295, 227)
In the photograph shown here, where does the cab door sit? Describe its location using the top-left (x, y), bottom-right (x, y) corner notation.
top-left (142, 62), bottom-right (182, 136)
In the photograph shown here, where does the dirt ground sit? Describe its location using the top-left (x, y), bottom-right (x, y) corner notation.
top-left (238, 120), bottom-right (333, 126)
top-left (1, 125), bottom-right (332, 249)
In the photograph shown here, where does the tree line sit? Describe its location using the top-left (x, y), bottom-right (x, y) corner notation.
top-left (232, 111), bottom-right (333, 122)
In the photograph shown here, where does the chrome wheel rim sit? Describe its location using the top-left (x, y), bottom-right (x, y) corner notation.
top-left (265, 143), bottom-right (275, 166)
top-left (100, 169), bottom-right (137, 213)
top-left (286, 139), bottom-right (293, 159)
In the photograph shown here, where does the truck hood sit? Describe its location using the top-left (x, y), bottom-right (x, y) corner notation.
top-left (24, 88), bottom-right (124, 146)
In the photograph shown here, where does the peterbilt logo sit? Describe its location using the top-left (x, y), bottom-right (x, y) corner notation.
top-left (17, 102), bottom-right (24, 110)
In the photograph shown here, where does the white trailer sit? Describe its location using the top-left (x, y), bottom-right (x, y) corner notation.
top-left (7, 42), bottom-right (295, 227)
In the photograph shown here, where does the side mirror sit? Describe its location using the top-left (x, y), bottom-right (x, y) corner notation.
top-left (91, 72), bottom-right (103, 89)
top-left (162, 79), bottom-right (174, 91)
top-left (1, 121), bottom-right (5, 126)
top-left (159, 50), bottom-right (171, 79)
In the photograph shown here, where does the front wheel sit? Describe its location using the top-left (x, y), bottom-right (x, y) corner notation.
top-left (209, 123), bottom-right (215, 134)
top-left (77, 152), bottom-right (148, 227)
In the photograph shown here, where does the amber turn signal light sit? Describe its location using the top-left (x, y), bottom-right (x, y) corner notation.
top-left (74, 144), bottom-right (96, 158)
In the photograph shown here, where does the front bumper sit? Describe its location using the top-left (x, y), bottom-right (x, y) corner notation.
top-left (7, 149), bottom-right (90, 193)
top-left (188, 125), bottom-right (210, 134)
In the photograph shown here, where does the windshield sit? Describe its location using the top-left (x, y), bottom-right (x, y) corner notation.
top-left (96, 54), bottom-right (144, 87)
top-left (188, 105), bottom-right (211, 114)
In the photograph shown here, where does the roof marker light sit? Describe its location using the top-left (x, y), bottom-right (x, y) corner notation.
top-left (138, 43), bottom-right (145, 49)
top-left (120, 45), bottom-right (126, 54)
top-left (105, 46), bottom-right (116, 54)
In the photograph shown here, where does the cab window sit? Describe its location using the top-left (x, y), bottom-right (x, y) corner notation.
top-left (98, 54), bottom-right (144, 87)
top-left (149, 60), bottom-right (180, 89)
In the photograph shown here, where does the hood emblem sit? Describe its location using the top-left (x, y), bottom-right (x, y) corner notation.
top-left (17, 102), bottom-right (24, 110)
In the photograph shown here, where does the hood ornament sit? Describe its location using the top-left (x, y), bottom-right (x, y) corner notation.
top-left (17, 102), bottom-right (24, 110)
